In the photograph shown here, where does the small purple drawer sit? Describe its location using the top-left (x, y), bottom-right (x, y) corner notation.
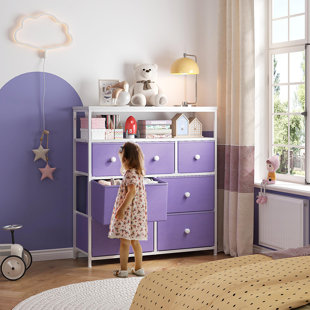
top-left (160, 176), bottom-right (214, 213)
top-left (139, 142), bottom-right (174, 174)
top-left (157, 212), bottom-right (214, 251)
top-left (178, 141), bottom-right (215, 173)
top-left (91, 178), bottom-right (168, 225)
top-left (76, 214), bottom-right (154, 256)
top-left (76, 142), bottom-right (122, 176)
top-left (92, 143), bottom-right (123, 177)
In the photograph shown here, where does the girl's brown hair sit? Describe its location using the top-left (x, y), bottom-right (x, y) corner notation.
top-left (119, 142), bottom-right (145, 175)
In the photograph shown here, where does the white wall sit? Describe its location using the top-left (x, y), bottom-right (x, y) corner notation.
top-left (0, 0), bottom-right (218, 128)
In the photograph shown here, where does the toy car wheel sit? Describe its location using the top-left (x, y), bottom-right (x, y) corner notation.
top-left (23, 249), bottom-right (32, 270)
top-left (1, 255), bottom-right (26, 281)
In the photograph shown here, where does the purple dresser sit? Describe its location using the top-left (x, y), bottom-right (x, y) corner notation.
top-left (75, 138), bottom-right (216, 263)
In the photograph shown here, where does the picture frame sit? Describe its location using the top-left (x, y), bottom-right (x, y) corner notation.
top-left (98, 79), bottom-right (119, 105)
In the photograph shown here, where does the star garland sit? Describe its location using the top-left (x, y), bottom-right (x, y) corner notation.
top-left (32, 52), bottom-right (56, 181)
top-left (32, 130), bottom-right (56, 180)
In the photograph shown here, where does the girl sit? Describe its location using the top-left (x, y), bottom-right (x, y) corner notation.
top-left (108, 142), bottom-right (147, 278)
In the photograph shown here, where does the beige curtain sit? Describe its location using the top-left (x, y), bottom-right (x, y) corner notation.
top-left (217, 0), bottom-right (255, 256)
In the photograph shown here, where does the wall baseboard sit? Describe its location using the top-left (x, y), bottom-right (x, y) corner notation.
top-left (31, 248), bottom-right (73, 261)
top-left (253, 245), bottom-right (273, 254)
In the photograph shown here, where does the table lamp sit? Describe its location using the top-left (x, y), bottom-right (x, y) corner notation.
top-left (170, 53), bottom-right (199, 106)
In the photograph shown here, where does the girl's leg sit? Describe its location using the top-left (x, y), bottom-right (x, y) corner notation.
top-left (120, 238), bottom-right (130, 270)
top-left (131, 240), bottom-right (142, 270)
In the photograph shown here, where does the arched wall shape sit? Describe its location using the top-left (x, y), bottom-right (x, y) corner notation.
top-left (0, 72), bottom-right (82, 250)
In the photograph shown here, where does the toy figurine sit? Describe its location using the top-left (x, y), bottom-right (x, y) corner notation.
top-left (125, 116), bottom-right (137, 139)
top-left (263, 155), bottom-right (280, 184)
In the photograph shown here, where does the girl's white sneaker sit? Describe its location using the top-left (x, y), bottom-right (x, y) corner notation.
top-left (113, 270), bottom-right (128, 278)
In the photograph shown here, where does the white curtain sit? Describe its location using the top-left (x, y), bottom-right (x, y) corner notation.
top-left (217, 0), bottom-right (255, 256)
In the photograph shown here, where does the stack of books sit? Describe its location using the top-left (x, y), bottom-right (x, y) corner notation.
top-left (138, 120), bottom-right (172, 139)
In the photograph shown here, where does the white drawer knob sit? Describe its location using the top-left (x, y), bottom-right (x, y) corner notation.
top-left (154, 155), bottom-right (160, 161)
top-left (194, 154), bottom-right (200, 160)
top-left (184, 192), bottom-right (191, 198)
top-left (184, 228), bottom-right (191, 234)
top-left (110, 156), bottom-right (116, 163)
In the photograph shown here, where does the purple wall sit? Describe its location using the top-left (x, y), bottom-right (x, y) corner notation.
top-left (0, 72), bottom-right (82, 250)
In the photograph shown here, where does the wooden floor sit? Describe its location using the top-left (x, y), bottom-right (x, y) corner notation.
top-left (0, 251), bottom-right (228, 310)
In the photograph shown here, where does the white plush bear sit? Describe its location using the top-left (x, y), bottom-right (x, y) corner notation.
top-left (129, 64), bottom-right (168, 106)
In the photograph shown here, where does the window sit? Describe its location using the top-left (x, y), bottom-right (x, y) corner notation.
top-left (269, 0), bottom-right (309, 183)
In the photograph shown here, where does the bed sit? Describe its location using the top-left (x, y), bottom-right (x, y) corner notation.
top-left (130, 252), bottom-right (310, 309)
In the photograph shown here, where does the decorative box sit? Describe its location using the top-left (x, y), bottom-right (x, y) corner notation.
top-left (105, 129), bottom-right (114, 140)
top-left (80, 128), bottom-right (106, 140)
top-left (80, 118), bottom-right (106, 129)
top-left (114, 129), bottom-right (123, 139)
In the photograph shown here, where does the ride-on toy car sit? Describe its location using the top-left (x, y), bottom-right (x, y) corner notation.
top-left (0, 224), bottom-right (32, 280)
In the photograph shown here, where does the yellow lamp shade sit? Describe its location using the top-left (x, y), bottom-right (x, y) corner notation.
top-left (170, 57), bottom-right (199, 75)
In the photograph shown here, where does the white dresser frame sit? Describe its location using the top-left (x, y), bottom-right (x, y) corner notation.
top-left (72, 106), bottom-right (217, 267)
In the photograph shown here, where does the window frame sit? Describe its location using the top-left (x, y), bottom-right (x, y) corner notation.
top-left (268, 0), bottom-right (309, 184)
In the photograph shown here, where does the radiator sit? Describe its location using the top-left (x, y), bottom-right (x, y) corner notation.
top-left (259, 193), bottom-right (309, 250)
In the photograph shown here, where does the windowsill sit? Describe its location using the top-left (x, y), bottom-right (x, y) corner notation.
top-left (254, 180), bottom-right (310, 197)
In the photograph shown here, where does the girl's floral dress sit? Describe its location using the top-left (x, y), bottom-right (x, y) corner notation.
top-left (108, 168), bottom-right (148, 240)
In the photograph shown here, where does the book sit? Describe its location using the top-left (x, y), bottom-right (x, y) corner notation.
top-left (139, 133), bottom-right (172, 139)
top-left (138, 124), bottom-right (171, 130)
top-left (139, 129), bottom-right (172, 135)
top-left (138, 120), bottom-right (172, 125)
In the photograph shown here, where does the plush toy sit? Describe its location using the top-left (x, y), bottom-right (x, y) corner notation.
top-left (129, 64), bottom-right (168, 106)
top-left (263, 155), bottom-right (280, 184)
top-left (106, 81), bottom-right (130, 105)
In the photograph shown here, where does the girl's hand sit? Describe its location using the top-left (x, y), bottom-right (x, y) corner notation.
top-left (116, 208), bottom-right (125, 220)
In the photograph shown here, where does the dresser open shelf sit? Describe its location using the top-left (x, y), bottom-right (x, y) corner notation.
top-left (73, 105), bottom-right (217, 267)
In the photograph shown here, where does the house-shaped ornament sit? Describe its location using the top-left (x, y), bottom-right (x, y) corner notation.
top-left (172, 113), bottom-right (189, 137)
top-left (188, 117), bottom-right (202, 137)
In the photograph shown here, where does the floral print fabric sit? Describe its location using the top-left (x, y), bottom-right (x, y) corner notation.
top-left (108, 169), bottom-right (148, 240)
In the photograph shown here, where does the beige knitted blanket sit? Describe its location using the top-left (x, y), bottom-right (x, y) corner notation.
top-left (130, 254), bottom-right (310, 309)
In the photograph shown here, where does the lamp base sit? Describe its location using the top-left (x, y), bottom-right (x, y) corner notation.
top-left (182, 101), bottom-right (196, 107)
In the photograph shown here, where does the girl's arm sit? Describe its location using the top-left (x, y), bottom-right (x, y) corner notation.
top-left (116, 184), bottom-right (136, 220)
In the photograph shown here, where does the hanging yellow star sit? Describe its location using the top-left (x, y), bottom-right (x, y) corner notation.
top-left (39, 163), bottom-right (56, 181)
top-left (32, 144), bottom-right (49, 162)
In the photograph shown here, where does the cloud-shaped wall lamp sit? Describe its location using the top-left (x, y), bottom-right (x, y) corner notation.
top-left (11, 12), bottom-right (72, 55)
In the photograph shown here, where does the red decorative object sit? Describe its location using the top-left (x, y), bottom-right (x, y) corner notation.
top-left (125, 116), bottom-right (137, 138)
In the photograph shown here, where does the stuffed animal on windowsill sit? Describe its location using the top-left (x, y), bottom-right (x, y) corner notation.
top-left (263, 155), bottom-right (280, 184)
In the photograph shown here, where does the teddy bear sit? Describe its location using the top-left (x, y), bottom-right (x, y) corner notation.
top-left (129, 64), bottom-right (168, 106)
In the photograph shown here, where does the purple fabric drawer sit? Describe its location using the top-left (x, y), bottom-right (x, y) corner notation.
top-left (178, 141), bottom-right (215, 173)
top-left (91, 178), bottom-right (168, 225)
top-left (76, 142), bottom-right (122, 176)
top-left (160, 176), bottom-right (214, 213)
top-left (92, 220), bottom-right (154, 256)
top-left (139, 142), bottom-right (174, 174)
top-left (157, 212), bottom-right (214, 251)
top-left (76, 214), bottom-right (154, 256)
top-left (92, 143), bottom-right (123, 177)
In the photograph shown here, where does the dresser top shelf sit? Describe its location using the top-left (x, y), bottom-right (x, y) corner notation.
top-left (72, 106), bottom-right (217, 113)
top-left (75, 137), bottom-right (215, 143)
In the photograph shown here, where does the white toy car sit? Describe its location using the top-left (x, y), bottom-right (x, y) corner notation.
top-left (0, 225), bottom-right (32, 281)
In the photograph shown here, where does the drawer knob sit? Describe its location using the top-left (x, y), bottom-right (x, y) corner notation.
top-left (110, 156), bottom-right (117, 163)
top-left (153, 155), bottom-right (160, 161)
top-left (184, 192), bottom-right (191, 198)
top-left (184, 228), bottom-right (191, 234)
top-left (194, 154), bottom-right (200, 160)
